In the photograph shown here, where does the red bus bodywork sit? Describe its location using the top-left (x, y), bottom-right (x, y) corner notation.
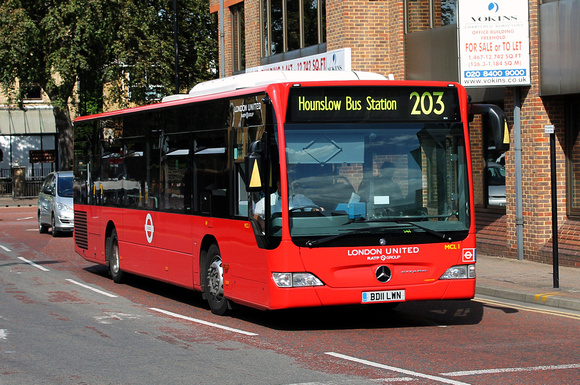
top-left (74, 73), bottom-right (477, 313)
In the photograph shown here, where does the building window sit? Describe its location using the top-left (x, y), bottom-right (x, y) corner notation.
top-left (441, 0), bottom-right (457, 26)
top-left (568, 97), bottom-right (580, 217)
top-left (261, 0), bottom-right (325, 57)
top-left (23, 85), bottom-right (42, 101)
top-left (405, 0), bottom-right (457, 33)
top-left (231, 4), bottom-right (245, 73)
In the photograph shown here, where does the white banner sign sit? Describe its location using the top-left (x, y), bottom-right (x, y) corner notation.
top-left (246, 48), bottom-right (351, 73)
top-left (458, 0), bottom-right (530, 87)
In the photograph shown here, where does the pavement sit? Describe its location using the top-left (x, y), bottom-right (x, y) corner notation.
top-left (475, 254), bottom-right (580, 311)
top-left (2, 196), bottom-right (580, 312)
top-left (1, 196), bottom-right (37, 208)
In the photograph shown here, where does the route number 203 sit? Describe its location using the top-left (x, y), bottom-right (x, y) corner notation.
top-left (410, 91), bottom-right (445, 116)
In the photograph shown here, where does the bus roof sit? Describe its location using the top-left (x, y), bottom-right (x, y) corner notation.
top-left (162, 71), bottom-right (390, 102)
top-left (75, 71), bottom-right (393, 122)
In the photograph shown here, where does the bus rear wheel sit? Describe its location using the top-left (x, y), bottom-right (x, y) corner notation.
top-left (107, 229), bottom-right (125, 283)
top-left (204, 245), bottom-right (229, 315)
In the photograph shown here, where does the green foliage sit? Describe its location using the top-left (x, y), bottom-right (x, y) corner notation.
top-left (107, 0), bottom-right (218, 108)
top-left (0, 0), bottom-right (43, 102)
top-left (0, 0), bottom-right (218, 113)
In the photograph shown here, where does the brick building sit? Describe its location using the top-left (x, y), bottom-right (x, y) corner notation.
top-left (209, 0), bottom-right (580, 267)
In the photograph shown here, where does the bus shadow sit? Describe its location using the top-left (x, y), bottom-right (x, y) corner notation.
top-left (84, 267), bottom-right (210, 309)
top-left (236, 300), bottom-right (486, 331)
top-left (84, 267), bottom-right (487, 330)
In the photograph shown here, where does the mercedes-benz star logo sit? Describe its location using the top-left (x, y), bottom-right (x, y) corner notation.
top-left (375, 266), bottom-right (392, 283)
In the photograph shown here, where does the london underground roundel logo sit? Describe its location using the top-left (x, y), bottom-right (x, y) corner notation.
top-left (144, 213), bottom-right (155, 243)
top-left (462, 248), bottom-right (476, 263)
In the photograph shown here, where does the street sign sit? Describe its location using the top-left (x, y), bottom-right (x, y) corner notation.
top-left (29, 150), bottom-right (56, 163)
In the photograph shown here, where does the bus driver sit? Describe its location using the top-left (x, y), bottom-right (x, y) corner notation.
top-left (253, 180), bottom-right (320, 231)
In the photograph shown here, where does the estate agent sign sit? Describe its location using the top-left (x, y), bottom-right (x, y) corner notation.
top-left (458, 0), bottom-right (531, 87)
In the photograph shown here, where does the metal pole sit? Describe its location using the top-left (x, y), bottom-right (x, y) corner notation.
top-left (219, 0), bottom-right (225, 78)
top-left (514, 87), bottom-right (524, 260)
top-left (429, 0), bottom-right (435, 29)
top-left (403, 0), bottom-right (408, 34)
top-left (549, 127), bottom-right (559, 288)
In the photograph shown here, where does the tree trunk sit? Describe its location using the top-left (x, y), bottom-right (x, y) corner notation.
top-left (53, 106), bottom-right (73, 171)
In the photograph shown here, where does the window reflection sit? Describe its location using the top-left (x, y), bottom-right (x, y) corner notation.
top-left (262, 0), bottom-right (325, 57)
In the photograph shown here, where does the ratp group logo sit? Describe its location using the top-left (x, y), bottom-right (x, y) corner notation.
top-left (488, 2), bottom-right (499, 12)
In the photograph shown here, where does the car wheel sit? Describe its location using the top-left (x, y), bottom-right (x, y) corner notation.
top-left (51, 214), bottom-right (59, 237)
top-left (38, 213), bottom-right (48, 234)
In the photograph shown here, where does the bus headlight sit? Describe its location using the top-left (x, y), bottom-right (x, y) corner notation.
top-left (272, 272), bottom-right (324, 288)
top-left (440, 265), bottom-right (476, 280)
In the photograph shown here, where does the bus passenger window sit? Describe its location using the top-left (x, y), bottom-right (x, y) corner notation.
top-left (161, 134), bottom-right (192, 213)
top-left (235, 164), bottom-right (249, 217)
top-left (194, 130), bottom-right (229, 218)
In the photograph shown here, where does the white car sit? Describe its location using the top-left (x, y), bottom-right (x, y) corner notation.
top-left (38, 171), bottom-right (74, 236)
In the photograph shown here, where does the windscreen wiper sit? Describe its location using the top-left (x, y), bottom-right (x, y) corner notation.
top-left (399, 221), bottom-right (453, 242)
top-left (305, 227), bottom-right (376, 248)
top-left (305, 218), bottom-right (456, 247)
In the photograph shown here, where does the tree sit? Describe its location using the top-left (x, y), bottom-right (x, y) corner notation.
top-left (0, 0), bottom-right (218, 170)
top-left (107, 0), bottom-right (218, 108)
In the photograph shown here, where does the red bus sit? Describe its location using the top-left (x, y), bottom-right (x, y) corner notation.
top-left (73, 71), bottom-right (506, 315)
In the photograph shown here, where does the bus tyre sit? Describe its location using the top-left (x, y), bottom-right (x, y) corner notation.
top-left (204, 245), bottom-right (229, 315)
top-left (107, 229), bottom-right (125, 284)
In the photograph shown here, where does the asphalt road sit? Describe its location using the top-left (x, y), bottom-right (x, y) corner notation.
top-left (1, 206), bottom-right (579, 385)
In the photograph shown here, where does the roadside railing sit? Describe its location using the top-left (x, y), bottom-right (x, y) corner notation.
top-left (0, 178), bottom-right (43, 198)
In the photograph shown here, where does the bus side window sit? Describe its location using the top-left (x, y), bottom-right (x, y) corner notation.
top-left (235, 164), bottom-right (249, 217)
top-left (194, 129), bottom-right (230, 218)
top-left (160, 133), bottom-right (192, 213)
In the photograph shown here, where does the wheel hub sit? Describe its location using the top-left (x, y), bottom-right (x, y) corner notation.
top-left (207, 259), bottom-right (224, 297)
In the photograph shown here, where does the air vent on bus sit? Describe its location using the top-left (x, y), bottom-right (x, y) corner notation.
top-left (74, 210), bottom-right (88, 250)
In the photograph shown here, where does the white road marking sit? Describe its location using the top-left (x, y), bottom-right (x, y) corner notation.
top-left (325, 352), bottom-right (471, 385)
top-left (0, 329), bottom-right (8, 340)
top-left (149, 307), bottom-right (259, 336)
top-left (17, 257), bottom-right (49, 271)
top-left (441, 363), bottom-right (580, 377)
top-left (0, 244), bottom-right (11, 252)
top-left (95, 312), bottom-right (141, 324)
top-left (288, 379), bottom-right (417, 385)
top-left (65, 279), bottom-right (118, 298)
top-left (17, 216), bottom-right (34, 221)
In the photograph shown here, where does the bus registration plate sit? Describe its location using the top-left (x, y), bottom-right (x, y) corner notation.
top-left (362, 290), bottom-right (405, 303)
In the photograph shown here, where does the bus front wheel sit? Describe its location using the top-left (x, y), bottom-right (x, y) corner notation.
top-left (107, 229), bottom-right (125, 284)
top-left (204, 245), bottom-right (229, 315)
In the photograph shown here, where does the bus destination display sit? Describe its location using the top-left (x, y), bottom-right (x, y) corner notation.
top-left (288, 86), bottom-right (460, 123)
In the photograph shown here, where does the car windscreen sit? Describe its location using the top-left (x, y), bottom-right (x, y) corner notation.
top-left (57, 176), bottom-right (74, 198)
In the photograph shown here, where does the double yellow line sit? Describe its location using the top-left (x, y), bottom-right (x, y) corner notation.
top-left (474, 296), bottom-right (580, 320)
top-left (534, 292), bottom-right (560, 302)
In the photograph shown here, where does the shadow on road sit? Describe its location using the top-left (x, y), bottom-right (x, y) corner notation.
top-left (84, 266), bottom-right (491, 330)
